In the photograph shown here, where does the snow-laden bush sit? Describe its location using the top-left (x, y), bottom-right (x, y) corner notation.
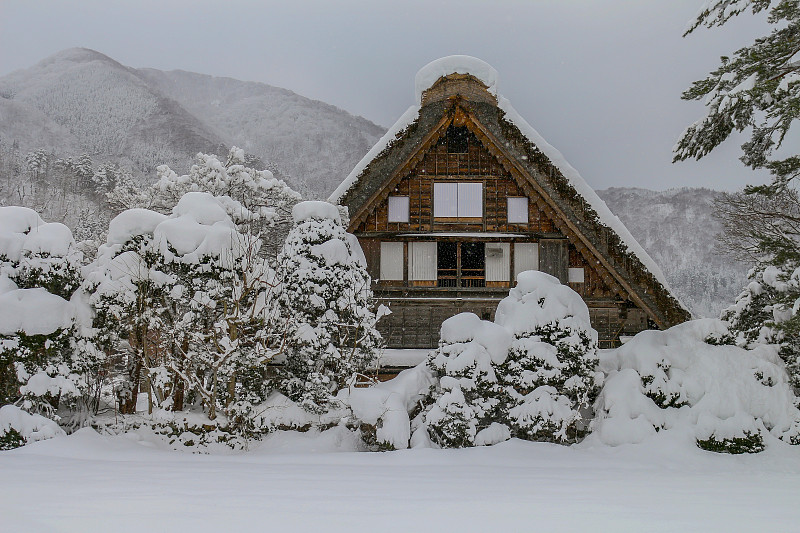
top-left (272, 201), bottom-right (383, 414)
top-left (0, 206), bottom-right (103, 421)
top-left (417, 271), bottom-right (601, 448)
top-left (592, 319), bottom-right (800, 453)
top-left (494, 271), bottom-right (602, 443)
top-left (0, 404), bottom-right (65, 450)
top-left (419, 313), bottom-right (511, 448)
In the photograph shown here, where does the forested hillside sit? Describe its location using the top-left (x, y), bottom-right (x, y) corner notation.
top-left (597, 187), bottom-right (747, 317)
top-left (0, 48), bottom-right (749, 317)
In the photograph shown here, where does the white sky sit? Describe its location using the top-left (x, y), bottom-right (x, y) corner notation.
top-left (0, 0), bottom-right (773, 190)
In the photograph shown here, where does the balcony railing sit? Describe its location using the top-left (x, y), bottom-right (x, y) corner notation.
top-left (437, 268), bottom-right (485, 288)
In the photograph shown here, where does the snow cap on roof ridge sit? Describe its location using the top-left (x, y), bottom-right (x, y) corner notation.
top-left (414, 55), bottom-right (498, 104)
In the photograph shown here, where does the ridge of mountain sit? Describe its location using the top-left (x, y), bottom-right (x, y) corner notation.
top-left (0, 48), bottom-right (385, 197)
top-left (0, 48), bottom-right (749, 317)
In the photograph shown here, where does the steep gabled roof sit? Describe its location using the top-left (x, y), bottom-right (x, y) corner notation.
top-left (330, 57), bottom-right (690, 328)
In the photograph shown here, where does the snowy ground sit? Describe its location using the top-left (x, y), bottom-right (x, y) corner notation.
top-left (2, 428), bottom-right (798, 532)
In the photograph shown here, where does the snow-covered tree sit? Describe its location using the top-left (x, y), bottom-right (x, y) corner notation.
top-left (422, 313), bottom-right (511, 448)
top-left (156, 193), bottom-right (277, 423)
top-left (86, 207), bottom-right (172, 414)
top-left (494, 271), bottom-right (602, 443)
top-left (272, 201), bottom-right (383, 414)
top-left (677, 1), bottom-right (800, 404)
top-left (87, 192), bottom-right (280, 422)
top-left (719, 263), bottom-right (800, 398)
top-left (24, 150), bottom-right (49, 181)
top-left (0, 206), bottom-right (103, 423)
top-left (109, 147), bottom-right (300, 258)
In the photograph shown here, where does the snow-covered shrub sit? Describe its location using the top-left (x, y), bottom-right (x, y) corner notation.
top-left (338, 363), bottom-right (436, 450)
top-left (721, 263), bottom-right (800, 401)
top-left (0, 404), bottom-right (65, 450)
top-left (0, 207), bottom-right (102, 421)
top-left (592, 319), bottom-right (800, 453)
top-left (494, 271), bottom-right (602, 443)
top-left (420, 313), bottom-right (512, 448)
top-left (272, 201), bottom-right (383, 414)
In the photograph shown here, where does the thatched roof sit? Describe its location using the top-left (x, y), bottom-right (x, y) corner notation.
top-left (330, 58), bottom-right (690, 328)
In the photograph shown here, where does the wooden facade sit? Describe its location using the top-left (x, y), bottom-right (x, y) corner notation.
top-left (333, 72), bottom-right (689, 350)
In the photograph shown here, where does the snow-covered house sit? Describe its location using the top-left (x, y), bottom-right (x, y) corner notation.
top-left (330, 56), bottom-right (689, 350)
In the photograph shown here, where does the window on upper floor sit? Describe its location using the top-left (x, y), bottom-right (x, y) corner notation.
top-left (388, 196), bottom-right (410, 223)
top-left (507, 197), bottom-right (529, 224)
top-left (433, 182), bottom-right (483, 218)
top-left (568, 267), bottom-right (585, 283)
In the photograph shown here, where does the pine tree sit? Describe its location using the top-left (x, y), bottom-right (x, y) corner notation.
top-left (676, 2), bottom-right (800, 400)
top-left (272, 201), bottom-right (382, 413)
top-left (674, 0), bottom-right (799, 190)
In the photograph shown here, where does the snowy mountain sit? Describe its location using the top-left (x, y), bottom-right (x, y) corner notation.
top-left (136, 68), bottom-right (385, 198)
top-left (0, 48), bottom-right (384, 196)
top-left (0, 48), bottom-right (222, 174)
top-left (596, 187), bottom-right (748, 318)
top-left (0, 49), bottom-right (749, 317)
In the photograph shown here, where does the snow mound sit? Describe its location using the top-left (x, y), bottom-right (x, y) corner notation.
top-left (414, 55), bottom-right (499, 103)
top-left (0, 288), bottom-right (74, 335)
top-left (340, 364), bottom-right (436, 450)
top-left (107, 209), bottom-right (168, 245)
top-left (19, 222), bottom-right (74, 257)
top-left (440, 312), bottom-right (512, 364)
top-left (591, 319), bottom-right (800, 450)
top-left (0, 206), bottom-right (44, 235)
top-left (495, 271), bottom-right (595, 341)
top-left (0, 404), bottom-right (65, 447)
top-left (0, 207), bottom-right (73, 263)
top-left (153, 193), bottom-right (241, 262)
top-left (292, 201), bottom-right (341, 224)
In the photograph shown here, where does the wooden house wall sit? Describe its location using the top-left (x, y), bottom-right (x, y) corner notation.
top-left (355, 132), bottom-right (555, 235)
top-left (353, 124), bottom-right (651, 349)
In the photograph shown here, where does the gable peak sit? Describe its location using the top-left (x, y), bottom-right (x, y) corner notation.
top-left (415, 56), bottom-right (498, 106)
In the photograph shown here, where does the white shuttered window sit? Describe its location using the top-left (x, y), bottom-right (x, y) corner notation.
top-left (568, 267), bottom-right (585, 283)
top-left (409, 242), bottom-right (437, 281)
top-left (380, 242), bottom-right (404, 280)
top-left (433, 183), bottom-right (458, 217)
top-left (485, 243), bottom-right (510, 282)
top-left (507, 197), bottom-right (529, 223)
top-left (434, 182), bottom-right (483, 218)
top-left (457, 183), bottom-right (483, 217)
top-left (388, 196), bottom-right (410, 223)
top-left (514, 242), bottom-right (539, 279)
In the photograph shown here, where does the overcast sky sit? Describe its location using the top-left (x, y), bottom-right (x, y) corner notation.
top-left (0, 0), bottom-right (773, 191)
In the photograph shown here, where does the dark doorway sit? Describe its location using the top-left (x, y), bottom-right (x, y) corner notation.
top-left (461, 242), bottom-right (485, 287)
top-left (438, 242), bottom-right (457, 287)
